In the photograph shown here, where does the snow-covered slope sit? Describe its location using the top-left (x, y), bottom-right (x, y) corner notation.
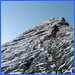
top-left (1, 18), bottom-right (74, 74)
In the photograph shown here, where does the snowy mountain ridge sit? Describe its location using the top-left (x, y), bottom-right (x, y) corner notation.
top-left (1, 18), bottom-right (74, 74)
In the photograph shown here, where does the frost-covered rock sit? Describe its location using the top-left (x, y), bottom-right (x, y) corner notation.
top-left (1, 18), bottom-right (74, 74)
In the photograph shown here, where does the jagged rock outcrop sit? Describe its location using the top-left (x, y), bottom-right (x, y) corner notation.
top-left (1, 18), bottom-right (74, 74)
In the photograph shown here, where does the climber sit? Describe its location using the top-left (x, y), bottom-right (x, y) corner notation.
top-left (43, 25), bottom-right (59, 41)
top-left (58, 17), bottom-right (69, 26)
top-left (51, 25), bottom-right (59, 37)
top-left (61, 17), bottom-right (66, 22)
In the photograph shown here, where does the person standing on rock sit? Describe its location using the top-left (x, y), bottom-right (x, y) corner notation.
top-left (61, 17), bottom-right (66, 22)
top-left (58, 17), bottom-right (69, 26)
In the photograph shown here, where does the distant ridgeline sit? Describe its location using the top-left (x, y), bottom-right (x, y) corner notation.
top-left (1, 18), bottom-right (74, 74)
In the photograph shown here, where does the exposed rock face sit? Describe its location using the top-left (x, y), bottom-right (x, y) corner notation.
top-left (1, 18), bottom-right (74, 74)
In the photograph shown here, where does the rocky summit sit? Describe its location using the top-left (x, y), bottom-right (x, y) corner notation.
top-left (1, 18), bottom-right (74, 74)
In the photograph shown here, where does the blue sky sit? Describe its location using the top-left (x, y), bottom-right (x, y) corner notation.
top-left (1, 1), bottom-right (74, 44)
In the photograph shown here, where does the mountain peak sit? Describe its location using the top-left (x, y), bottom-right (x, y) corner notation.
top-left (1, 18), bottom-right (74, 74)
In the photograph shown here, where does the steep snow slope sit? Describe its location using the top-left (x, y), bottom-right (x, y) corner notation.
top-left (1, 18), bottom-right (74, 74)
